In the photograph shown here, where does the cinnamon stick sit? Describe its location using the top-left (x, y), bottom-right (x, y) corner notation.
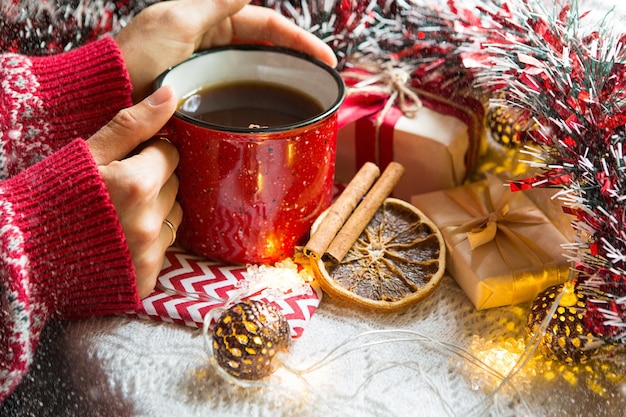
top-left (304, 162), bottom-right (381, 259)
top-left (325, 162), bottom-right (405, 263)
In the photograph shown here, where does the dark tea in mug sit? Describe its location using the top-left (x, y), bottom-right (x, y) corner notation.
top-left (178, 81), bottom-right (324, 128)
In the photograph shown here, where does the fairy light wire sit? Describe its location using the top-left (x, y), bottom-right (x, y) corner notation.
top-left (280, 328), bottom-right (535, 416)
top-left (161, 271), bottom-right (538, 415)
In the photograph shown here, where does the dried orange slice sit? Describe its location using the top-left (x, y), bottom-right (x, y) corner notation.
top-left (310, 198), bottom-right (446, 312)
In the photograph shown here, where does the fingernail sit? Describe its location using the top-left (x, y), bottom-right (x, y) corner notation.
top-left (147, 86), bottom-right (173, 106)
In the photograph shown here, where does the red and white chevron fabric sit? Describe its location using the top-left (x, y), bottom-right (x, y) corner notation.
top-left (132, 247), bottom-right (322, 338)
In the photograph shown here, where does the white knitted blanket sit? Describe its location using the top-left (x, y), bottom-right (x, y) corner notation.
top-left (5, 273), bottom-right (626, 417)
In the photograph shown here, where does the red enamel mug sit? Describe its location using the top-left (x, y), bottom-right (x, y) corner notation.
top-left (154, 45), bottom-right (345, 264)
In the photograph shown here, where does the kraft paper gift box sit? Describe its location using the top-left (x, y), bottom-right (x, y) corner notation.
top-left (335, 69), bottom-right (484, 201)
top-left (411, 175), bottom-right (571, 310)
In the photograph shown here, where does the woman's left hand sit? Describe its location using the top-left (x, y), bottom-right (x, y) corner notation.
top-left (87, 86), bottom-right (182, 298)
top-left (115, 0), bottom-right (337, 102)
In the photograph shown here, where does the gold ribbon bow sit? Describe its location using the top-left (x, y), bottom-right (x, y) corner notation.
top-left (443, 174), bottom-right (555, 271)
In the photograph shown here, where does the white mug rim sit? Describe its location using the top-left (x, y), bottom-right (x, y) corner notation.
top-left (153, 44), bottom-right (346, 134)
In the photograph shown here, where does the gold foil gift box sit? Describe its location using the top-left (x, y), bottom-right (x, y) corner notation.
top-left (411, 175), bottom-right (571, 310)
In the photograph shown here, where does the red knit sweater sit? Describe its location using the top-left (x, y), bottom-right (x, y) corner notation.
top-left (0, 37), bottom-right (141, 402)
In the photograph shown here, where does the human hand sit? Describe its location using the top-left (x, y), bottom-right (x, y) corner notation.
top-left (87, 86), bottom-right (182, 298)
top-left (115, 0), bottom-right (338, 102)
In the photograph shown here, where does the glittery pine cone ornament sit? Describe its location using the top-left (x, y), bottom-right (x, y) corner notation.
top-left (476, 92), bottom-right (538, 179)
top-left (485, 95), bottom-right (534, 149)
top-left (212, 299), bottom-right (291, 380)
top-left (527, 283), bottom-right (603, 364)
top-left (486, 106), bottom-right (520, 148)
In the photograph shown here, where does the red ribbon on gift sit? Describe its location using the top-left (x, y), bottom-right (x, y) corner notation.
top-left (338, 65), bottom-right (483, 179)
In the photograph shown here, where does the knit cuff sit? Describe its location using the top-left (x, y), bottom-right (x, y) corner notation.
top-left (2, 139), bottom-right (141, 319)
top-left (30, 37), bottom-right (134, 144)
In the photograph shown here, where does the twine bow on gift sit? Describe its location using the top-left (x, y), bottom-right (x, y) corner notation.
top-left (343, 62), bottom-right (423, 125)
top-left (443, 174), bottom-right (555, 270)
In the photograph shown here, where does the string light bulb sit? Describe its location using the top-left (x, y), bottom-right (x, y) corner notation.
top-left (526, 283), bottom-right (602, 364)
top-left (210, 299), bottom-right (291, 382)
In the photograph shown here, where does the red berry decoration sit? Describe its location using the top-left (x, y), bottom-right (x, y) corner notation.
top-left (212, 299), bottom-right (291, 380)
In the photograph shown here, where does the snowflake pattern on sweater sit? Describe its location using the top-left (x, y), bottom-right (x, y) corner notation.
top-left (0, 49), bottom-right (52, 399)
top-left (0, 187), bottom-right (33, 399)
top-left (0, 53), bottom-right (51, 179)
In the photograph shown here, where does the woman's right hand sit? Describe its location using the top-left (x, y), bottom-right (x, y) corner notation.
top-left (86, 86), bottom-right (182, 298)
